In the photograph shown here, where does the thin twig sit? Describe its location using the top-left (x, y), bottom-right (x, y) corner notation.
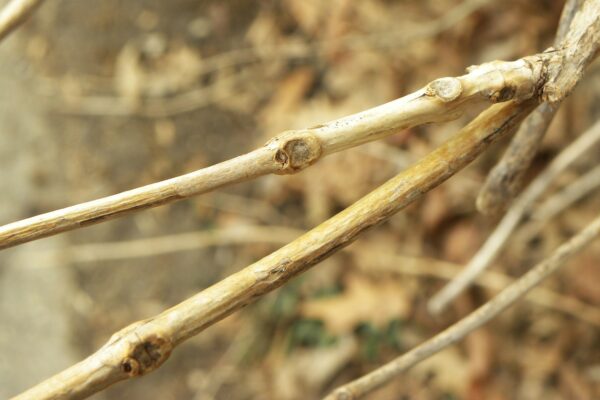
top-left (0, 0), bottom-right (44, 42)
top-left (477, 102), bottom-right (559, 215)
top-left (533, 163), bottom-right (600, 222)
top-left (328, 213), bottom-right (600, 400)
top-left (12, 100), bottom-right (534, 400)
top-left (52, 0), bottom-right (493, 118)
top-left (57, 225), bottom-right (302, 264)
top-left (8, 4), bottom-right (600, 398)
top-left (197, 192), bottom-right (288, 223)
top-left (6, 0), bottom-right (598, 251)
top-left (428, 119), bottom-right (600, 314)
top-left (4, 0), bottom-right (600, 250)
top-left (55, 70), bottom-right (242, 117)
top-left (31, 223), bottom-right (600, 327)
top-left (476, 0), bottom-right (583, 216)
top-left (542, 0), bottom-right (600, 103)
top-left (353, 251), bottom-right (600, 327)
top-left (0, 54), bottom-right (547, 250)
top-left (168, 0), bottom-right (494, 79)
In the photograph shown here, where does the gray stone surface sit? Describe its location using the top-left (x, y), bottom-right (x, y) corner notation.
top-left (0, 27), bottom-right (79, 398)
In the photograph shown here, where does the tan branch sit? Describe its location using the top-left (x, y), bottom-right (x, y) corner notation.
top-left (476, 102), bottom-right (559, 215)
top-left (162, 0), bottom-right (494, 79)
top-left (55, 0), bottom-right (493, 118)
top-left (12, 100), bottom-right (534, 400)
top-left (0, 0), bottom-right (44, 42)
top-left (0, 54), bottom-right (547, 250)
top-left (477, 0), bottom-right (593, 216)
top-left (30, 224), bottom-right (600, 327)
top-left (328, 213), bottom-right (600, 400)
top-left (533, 163), bottom-right (600, 223)
top-left (353, 251), bottom-right (600, 327)
top-left (428, 119), bottom-right (600, 314)
top-left (57, 225), bottom-right (302, 264)
top-left (56, 70), bottom-right (242, 118)
top-left (542, 0), bottom-right (600, 103)
top-left (7, 0), bottom-right (598, 251)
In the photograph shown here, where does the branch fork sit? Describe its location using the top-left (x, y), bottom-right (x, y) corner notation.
top-left (8, 1), bottom-right (600, 397)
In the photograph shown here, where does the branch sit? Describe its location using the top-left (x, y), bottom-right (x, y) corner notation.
top-left (477, 0), bottom-right (596, 216)
top-left (428, 119), bottom-right (600, 314)
top-left (5, 0), bottom-right (598, 251)
top-left (533, 163), bottom-right (600, 223)
top-left (352, 250), bottom-right (600, 327)
top-left (476, 102), bottom-right (558, 215)
top-left (0, 0), bottom-right (44, 42)
top-left (148, 0), bottom-right (494, 79)
top-left (0, 54), bottom-right (547, 250)
top-left (513, 163), bottom-right (600, 248)
top-left (327, 212), bottom-right (600, 400)
top-left (542, 0), bottom-right (600, 103)
top-left (58, 225), bottom-right (302, 264)
top-left (12, 100), bottom-right (534, 400)
top-left (54, 0), bottom-right (493, 118)
top-left (30, 223), bottom-right (600, 327)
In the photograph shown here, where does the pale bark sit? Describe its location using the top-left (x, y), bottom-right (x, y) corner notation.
top-left (0, 0), bottom-right (44, 42)
top-left (0, 54), bottom-right (547, 250)
top-left (7, 2), bottom-right (600, 399)
top-left (12, 100), bottom-right (534, 400)
top-left (476, 0), bottom-right (583, 215)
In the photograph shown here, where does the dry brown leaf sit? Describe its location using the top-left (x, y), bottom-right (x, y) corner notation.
top-left (411, 346), bottom-right (469, 397)
top-left (284, 0), bottom-right (326, 36)
top-left (115, 36), bottom-right (203, 101)
top-left (267, 336), bottom-right (357, 400)
top-left (300, 272), bottom-right (410, 335)
top-left (259, 67), bottom-right (316, 134)
top-left (559, 364), bottom-right (594, 400)
top-left (421, 187), bottom-right (451, 233)
top-left (467, 328), bottom-right (494, 382)
top-left (442, 220), bottom-right (483, 264)
top-left (466, 328), bottom-right (495, 400)
top-left (245, 10), bottom-right (282, 53)
top-left (564, 249), bottom-right (600, 306)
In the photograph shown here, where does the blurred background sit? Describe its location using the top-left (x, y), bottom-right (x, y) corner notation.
top-left (0, 0), bottom-right (599, 399)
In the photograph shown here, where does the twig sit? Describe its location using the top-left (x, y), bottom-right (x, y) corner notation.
top-left (476, 102), bottom-right (559, 215)
top-left (30, 218), bottom-right (600, 326)
top-left (12, 100), bottom-right (535, 400)
top-left (31, 223), bottom-right (600, 327)
top-left (428, 119), bottom-right (600, 314)
top-left (476, 0), bottom-right (593, 216)
top-left (6, 0), bottom-right (598, 251)
top-left (0, 54), bottom-right (547, 250)
top-left (57, 225), bottom-right (302, 264)
top-left (353, 251), bottom-right (600, 327)
top-left (196, 192), bottom-right (287, 223)
top-left (51, 0), bottom-right (493, 118)
top-left (533, 163), bottom-right (600, 222)
top-left (542, 0), bottom-right (600, 103)
top-left (170, 0), bottom-right (494, 78)
top-left (327, 213), bottom-right (600, 400)
top-left (0, 0), bottom-right (44, 42)
top-left (55, 70), bottom-right (242, 117)
top-left (8, 4), bottom-right (600, 397)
